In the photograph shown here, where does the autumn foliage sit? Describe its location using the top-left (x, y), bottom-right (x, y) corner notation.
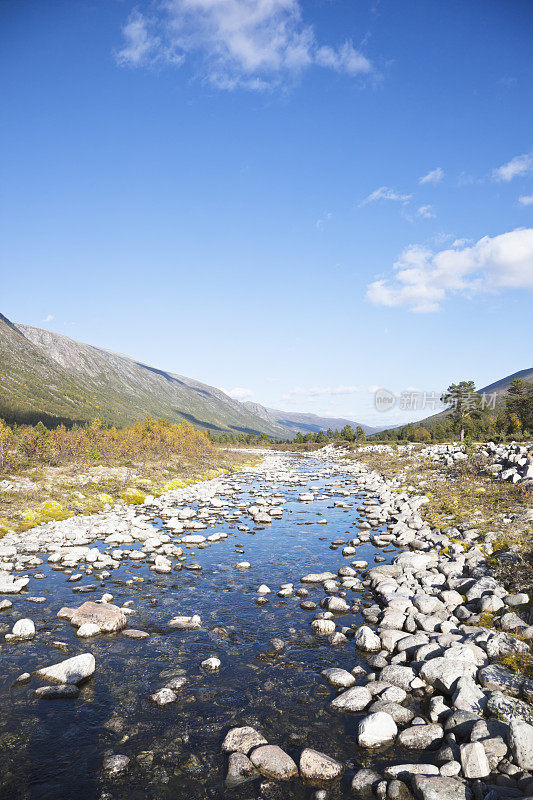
top-left (0, 415), bottom-right (212, 473)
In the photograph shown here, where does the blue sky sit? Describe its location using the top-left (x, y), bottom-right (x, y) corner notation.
top-left (1, 0), bottom-right (532, 427)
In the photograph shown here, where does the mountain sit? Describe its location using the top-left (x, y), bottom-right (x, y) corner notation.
top-left (478, 368), bottom-right (533, 400)
top-left (243, 401), bottom-right (382, 436)
top-left (0, 313), bottom-right (289, 436)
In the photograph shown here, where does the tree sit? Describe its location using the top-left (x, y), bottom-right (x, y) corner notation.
top-left (506, 379), bottom-right (533, 432)
top-left (355, 425), bottom-right (366, 442)
top-left (441, 380), bottom-right (480, 442)
top-left (340, 425), bottom-right (355, 442)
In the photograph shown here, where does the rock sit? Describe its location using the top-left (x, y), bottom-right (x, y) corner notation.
top-left (369, 701), bottom-right (415, 725)
top-left (122, 629), bottom-right (149, 639)
top-left (478, 664), bottom-right (524, 696)
top-left (0, 574), bottom-right (29, 593)
top-left (102, 754), bottom-right (130, 774)
top-left (452, 678), bottom-right (487, 714)
top-left (35, 653), bottom-right (95, 685)
top-left (150, 688), bottom-right (177, 706)
top-left (397, 724), bottom-right (443, 750)
top-left (410, 775), bottom-right (471, 800)
top-left (486, 691), bottom-right (533, 724)
top-left (222, 726), bottom-right (268, 755)
top-left (0, 599), bottom-right (13, 610)
top-left (77, 623), bottom-right (100, 638)
top-left (354, 625), bottom-right (382, 651)
top-left (419, 657), bottom-right (476, 693)
top-left (508, 718), bottom-right (533, 770)
top-left (301, 572), bottom-right (336, 584)
top-left (34, 684), bottom-right (80, 699)
top-left (321, 668), bottom-right (356, 689)
top-left (226, 752), bottom-right (258, 788)
top-left (11, 618), bottom-right (35, 640)
top-left (330, 686), bottom-right (372, 712)
top-left (70, 601), bottom-right (126, 632)
top-left (250, 745), bottom-right (298, 780)
top-left (351, 768), bottom-right (382, 799)
top-left (380, 665), bottom-right (422, 692)
top-left (299, 748), bottom-right (343, 783)
top-left (384, 765), bottom-right (439, 779)
top-left (201, 656), bottom-right (221, 671)
top-left (459, 742), bottom-right (489, 778)
top-left (168, 614), bottom-right (201, 630)
top-left (358, 712), bottom-right (397, 747)
top-left (311, 619), bottom-right (336, 635)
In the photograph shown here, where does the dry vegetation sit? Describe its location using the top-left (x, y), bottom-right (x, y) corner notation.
top-left (0, 417), bottom-right (259, 535)
top-left (348, 444), bottom-right (533, 592)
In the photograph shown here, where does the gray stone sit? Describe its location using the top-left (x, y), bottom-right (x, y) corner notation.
top-left (70, 601), bottom-right (127, 632)
top-left (398, 724), bottom-right (443, 750)
top-left (410, 775), bottom-right (471, 800)
top-left (222, 726), bottom-right (268, 755)
top-left (299, 748), bottom-right (343, 783)
top-left (35, 653), bottom-right (95, 685)
top-left (226, 752), bottom-right (258, 788)
top-left (250, 745), bottom-right (298, 781)
top-left (459, 742), bottom-right (489, 778)
top-left (321, 667), bottom-right (356, 689)
top-left (330, 686), bottom-right (372, 712)
top-left (34, 684), bottom-right (80, 699)
top-left (508, 718), bottom-right (533, 770)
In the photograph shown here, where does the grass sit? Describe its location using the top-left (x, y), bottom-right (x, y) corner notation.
top-left (0, 447), bottom-right (261, 536)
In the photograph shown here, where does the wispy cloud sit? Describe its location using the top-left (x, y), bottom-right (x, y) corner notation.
top-left (221, 386), bottom-right (254, 399)
top-left (366, 227), bottom-right (533, 313)
top-left (492, 152), bottom-right (533, 182)
top-left (418, 167), bottom-right (444, 185)
top-left (43, 314), bottom-right (54, 323)
top-left (282, 385), bottom-right (364, 401)
top-left (519, 194), bottom-right (533, 206)
top-left (115, 1), bottom-right (374, 91)
top-left (359, 186), bottom-right (411, 207)
top-left (417, 204), bottom-right (436, 219)
top-left (316, 211), bottom-right (332, 229)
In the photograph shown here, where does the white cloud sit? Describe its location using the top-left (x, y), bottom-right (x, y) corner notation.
top-left (419, 167), bottom-right (443, 185)
top-left (492, 153), bottom-right (533, 182)
top-left (519, 194), bottom-right (533, 206)
top-left (115, 1), bottom-right (373, 91)
top-left (316, 211), bottom-right (332, 229)
top-left (225, 386), bottom-right (254, 399)
top-left (417, 204), bottom-right (436, 219)
top-left (359, 186), bottom-right (411, 207)
top-left (366, 227), bottom-right (533, 313)
top-left (43, 314), bottom-right (54, 322)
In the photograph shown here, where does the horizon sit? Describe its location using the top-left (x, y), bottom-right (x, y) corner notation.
top-left (1, 1), bottom-right (533, 427)
top-left (7, 310), bottom-right (531, 430)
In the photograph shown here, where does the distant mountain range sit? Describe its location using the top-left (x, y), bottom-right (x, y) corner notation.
top-left (0, 312), bottom-right (374, 437)
top-left (243, 402), bottom-right (382, 436)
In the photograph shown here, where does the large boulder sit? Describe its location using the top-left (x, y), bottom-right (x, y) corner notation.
top-left (330, 686), bottom-right (372, 712)
top-left (508, 718), bottom-right (533, 770)
top-left (358, 712), bottom-right (397, 748)
top-left (222, 726), bottom-right (267, 755)
top-left (250, 745), bottom-right (298, 780)
top-left (299, 748), bottom-right (343, 783)
top-left (35, 653), bottom-right (95, 685)
top-left (70, 601), bottom-right (127, 633)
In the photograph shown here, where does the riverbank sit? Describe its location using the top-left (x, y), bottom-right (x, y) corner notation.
top-left (0, 446), bottom-right (531, 800)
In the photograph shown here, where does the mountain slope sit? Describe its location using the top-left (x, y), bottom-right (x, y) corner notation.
top-left (0, 314), bottom-right (288, 436)
top-left (243, 401), bottom-right (382, 435)
top-left (372, 368), bottom-right (533, 435)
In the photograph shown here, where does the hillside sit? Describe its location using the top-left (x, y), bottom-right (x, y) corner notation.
top-left (243, 401), bottom-right (382, 436)
top-left (0, 314), bottom-right (289, 436)
top-left (371, 368), bottom-right (533, 438)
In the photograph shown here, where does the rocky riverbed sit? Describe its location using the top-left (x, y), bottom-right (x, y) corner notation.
top-left (0, 446), bottom-right (532, 800)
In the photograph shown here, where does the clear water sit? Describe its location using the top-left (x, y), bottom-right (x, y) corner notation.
top-left (0, 455), bottom-right (421, 800)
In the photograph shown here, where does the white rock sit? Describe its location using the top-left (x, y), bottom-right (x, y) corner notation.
top-left (358, 712), bottom-right (397, 747)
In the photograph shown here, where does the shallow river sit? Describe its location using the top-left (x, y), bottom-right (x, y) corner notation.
top-left (0, 453), bottom-right (425, 800)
